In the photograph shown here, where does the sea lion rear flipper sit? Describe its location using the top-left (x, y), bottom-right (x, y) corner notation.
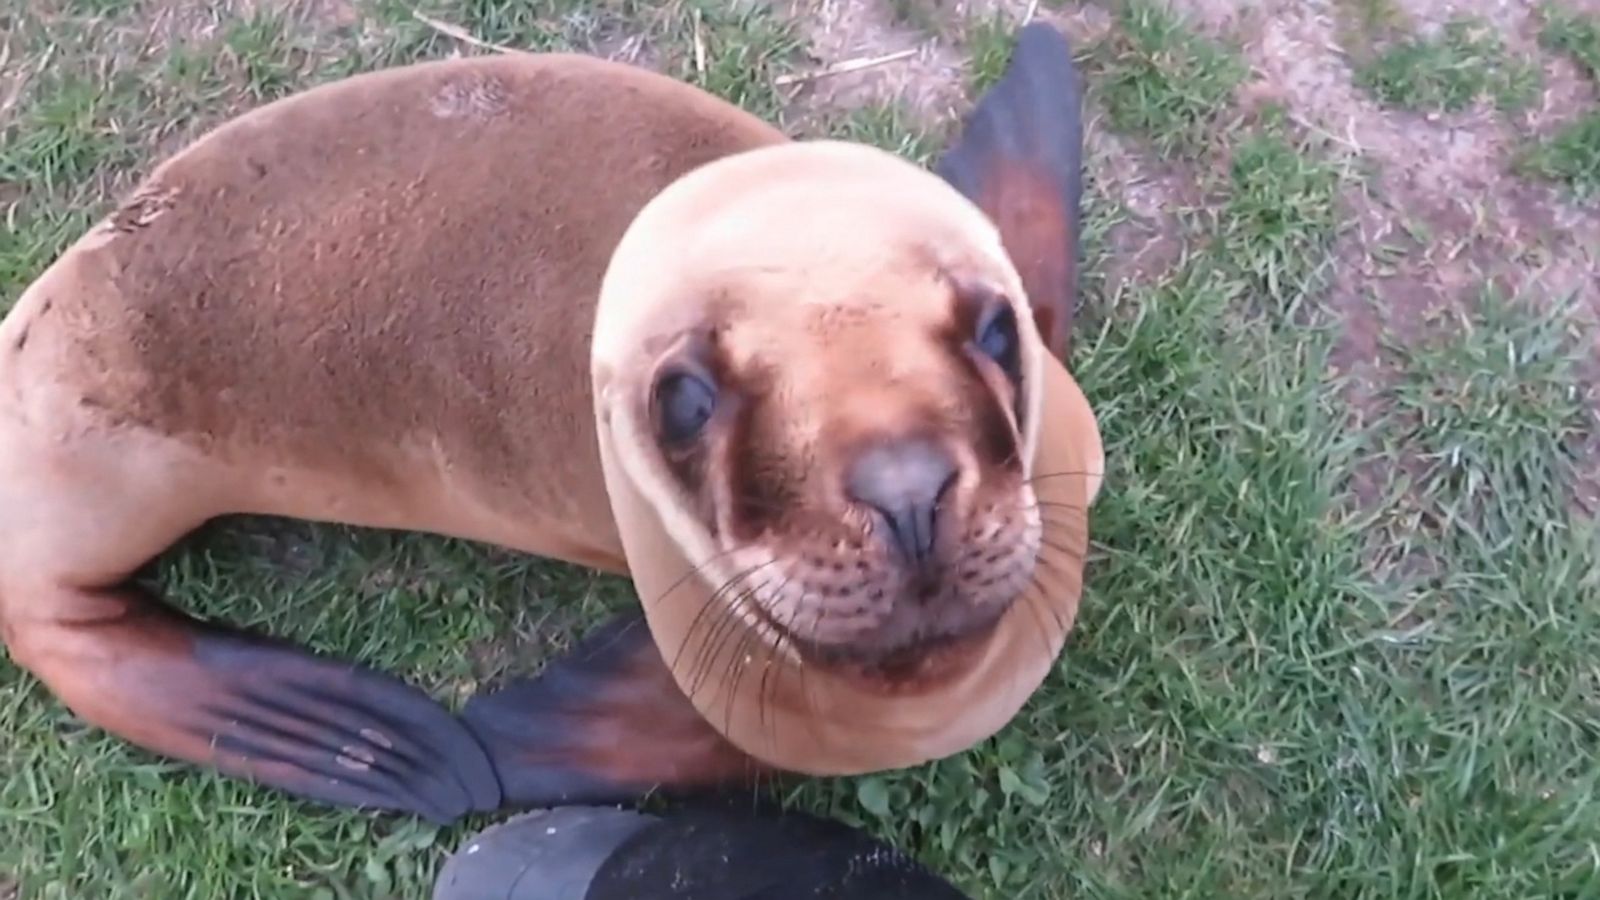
top-left (5, 584), bottom-right (501, 823)
top-left (934, 21), bottom-right (1084, 363)
top-left (461, 612), bottom-right (775, 809)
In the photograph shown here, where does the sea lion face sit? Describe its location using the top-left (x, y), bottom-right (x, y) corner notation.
top-left (594, 141), bottom-right (1052, 688)
top-left (640, 266), bottom-right (1042, 675)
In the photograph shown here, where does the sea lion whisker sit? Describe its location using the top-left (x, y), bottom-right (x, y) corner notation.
top-left (1023, 562), bottom-right (1079, 629)
top-left (1036, 531), bottom-right (1090, 557)
top-left (685, 606), bottom-right (741, 704)
top-left (1035, 516), bottom-right (1089, 536)
top-left (1024, 509), bottom-right (1089, 531)
top-left (672, 558), bottom-right (777, 678)
top-left (680, 558), bottom-right (778, 659)
top-left (1031, 512), bottom-right (1089, 533)
top-left (720, 627), bottom-right (762, 739)
top-left (1033, 543), bottom-right (1087, 575)
top-left (1015, 588), bottom-right (1058, 658)
top-left (756, 632), bottom-right (783, 741)
top-left (1029, 497), bottom-right (1090, 509)
top-left (650, 543), bottom-right (747, 609)
top-left (707, 569), bottom-right (786, 732)
top-left (657, 550), bottom-right (770, 703)
top-left (756, 581), bottom-right (808, 739)
top-left (686, 565), bottom-right (786, 705)
top-left (715, 579), bottom-right (790, 732)
top-left (1021, 499), bottom-right (1089, 515)
top-left (1036, 526), bottom-right (1088, 547)
top-left (1020, 590), bottom-right (1068, 637)
top-left (1024, 468), bottom-right (1106, 483)
top-left (1020, 565), bottom-right (1071, 623)
top-left (719, 578), bottom-right (794, 742)
top-left (679, 587), bottom-right (750, 703)
top-left (1017, 568), bottom-right (1069, 628)
top-left (675, 578), bottom-right (754, 698)
top-left (754, 573), bottom-right (800, 733)
top-left (685, 584), bottom-right (763, 704)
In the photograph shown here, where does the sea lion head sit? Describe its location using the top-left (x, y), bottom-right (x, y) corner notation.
top-left (593, 141), bottom-right (1050, 678)
top-left (590, 24), bottom-right (1096, 776)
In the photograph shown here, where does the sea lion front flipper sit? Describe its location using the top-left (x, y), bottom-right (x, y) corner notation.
top-left (461, 612), bottom-right (774, 809)
top-left (933, 21), bottom-right (1084, 363)
top-left (5, 583), bottom-right (501, 824)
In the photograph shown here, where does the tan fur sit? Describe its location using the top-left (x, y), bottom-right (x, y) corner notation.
top-left (0, 54), bottom-right (782, 589)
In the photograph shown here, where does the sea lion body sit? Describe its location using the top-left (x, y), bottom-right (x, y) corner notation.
top-left (0, 25), bottom-right (1101, 823)
top-left (2, 53), bottom-right (779, 585)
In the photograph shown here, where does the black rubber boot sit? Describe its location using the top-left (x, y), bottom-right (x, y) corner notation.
top-left (433, 808), bottom-right (657, 900)
top-left (432, 805), bottom-right (973, 899)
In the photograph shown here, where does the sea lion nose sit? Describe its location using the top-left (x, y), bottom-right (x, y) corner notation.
top-left (846, 438), bottom-right (959, 569)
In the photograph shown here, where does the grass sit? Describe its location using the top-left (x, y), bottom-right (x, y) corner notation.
top-left (3, 0), bottom-right (1599, 898)
top-left (1216, 120), bottom-right (1344, 308)
top-left (1521, 5), bottom-right (1600, 198)
top-left (1518, 110), bottom-right (1600, 199)
top-left (1540, 3), bottom-right (1600, 81)
top-left (964, 11), bottom-right (1020, 94)
top-left (1380, 288), bottom-right (1593, 535)
top-left (1355, 16), bottom-right (1544, 113)
top-left (1082, 0), bottom-right (1247, 158)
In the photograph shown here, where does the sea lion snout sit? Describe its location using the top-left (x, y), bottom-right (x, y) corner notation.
top-left (843, 435), bottom-right (958, 571)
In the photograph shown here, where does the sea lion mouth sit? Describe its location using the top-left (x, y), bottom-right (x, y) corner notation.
top-left (762, 598), bottom-right (1010, 693)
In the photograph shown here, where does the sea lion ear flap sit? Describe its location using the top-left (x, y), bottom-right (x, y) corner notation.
top-left (933, 21), bottom-right (1084, 364)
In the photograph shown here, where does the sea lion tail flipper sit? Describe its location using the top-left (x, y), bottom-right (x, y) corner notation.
top-left (3, 583), bottom-right (502, 823)
top-left (461, 612), bottom-right (775, 809)
top-left (933, 20), bottom-right (1084, 363)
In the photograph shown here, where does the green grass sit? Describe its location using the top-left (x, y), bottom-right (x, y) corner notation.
top-left (1331, 0), bottom-right (1409, 62)
top-left (1381, 288), bottom-right (1594, 536)
top-left (887, 0), bottom-right (952, 38)
top-left (1216, 121), bottom-right (1344, 309)
top-left (1355, 16), bottom-right (1544, 113)
top-left (1524, 5), bottom-right (1600, 197)
top-left (1082, 0), bottom-right (1247, 158)
top-left (1519, 110), bottom-right (1600, 199)
top-left (964, 11), bottom-right (1019, 94)
top-left (1539, 3), bottom-right (1600, 80)
top-left (3, 0), bottom-right (1599, 898)
top-left (824, 100), bottom-right (944, 164)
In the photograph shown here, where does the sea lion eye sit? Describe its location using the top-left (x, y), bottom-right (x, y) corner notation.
top-left (975, 301), bottom-right (1020, 380)
top-left (654, 369), bottom-right (718, 445)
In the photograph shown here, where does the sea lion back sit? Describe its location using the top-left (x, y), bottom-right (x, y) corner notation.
top-left (4, 52), bottom-right (785, 556)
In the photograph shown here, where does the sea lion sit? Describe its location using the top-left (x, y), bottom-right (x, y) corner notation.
top-left (0, 22), bottom-right (1100, 824)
